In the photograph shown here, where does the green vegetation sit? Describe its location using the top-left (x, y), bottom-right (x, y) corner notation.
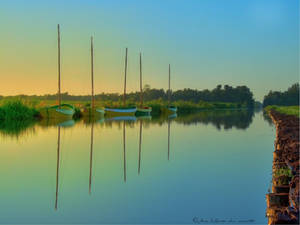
top-left (0, 119), bottom-right (36, 138)
top-left (265, 105), bottom-right (299, 117)
top-left (0, 84), bottom-right (256, 108)
top-left (0, 100), bottom-right (40, 121)
top-left (0, 100), bottom-right (39, 137)
top-left (273, 167), bottom-right (292, 178)
top-left (263, 83), bottom-right (299, 107)
top-left (0, 84), bottom-right (257, 120)
top-left (73, 107), bottom-right (82, 120)
top-left (0, 98), bottom-right (247, 119)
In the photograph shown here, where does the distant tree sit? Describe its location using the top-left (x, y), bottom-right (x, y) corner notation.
top-left (263, 83), bottom-right (299, 106)
top-left (3, 84), bottom-right (256, 107)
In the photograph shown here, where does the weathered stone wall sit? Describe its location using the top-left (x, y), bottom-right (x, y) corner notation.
top-left (266, 110), bottom-right (299, 224)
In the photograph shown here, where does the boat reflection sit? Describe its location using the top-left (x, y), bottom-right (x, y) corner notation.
top-left (39, 118), bottom-right (75, 128)
top-left (106, 116), bottom-right (136, 122)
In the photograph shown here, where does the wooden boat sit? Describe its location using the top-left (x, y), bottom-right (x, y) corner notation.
top-left (81, 36), bottom-right (105, 118)
top-left (104, 107), bottom-right (137, 117)
top-left (136, 53), bottom-right (152, 116)
top-left (105, 48), bottom-right (137, 117)
top-left (40, 104), bottom-right (75, 121)
top-left (41, 24), bottom-right (74, 120)
top-left (164, 64), bottom-right (177, 114)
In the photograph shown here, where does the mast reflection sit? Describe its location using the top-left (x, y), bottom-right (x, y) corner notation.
top-left (55, 126), bottom-right (61, 210)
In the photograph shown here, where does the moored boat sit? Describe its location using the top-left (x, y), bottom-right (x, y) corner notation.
top-left (136, 106), bottom-right (152, 116)
top-left (164, 105), bottom-right (177, 114)
top-left (105, 107), bottom-right (137, 117)
top-left (164, 64), bottom-right (177, 115)
top-left (81, 36), bottom-right (105, 118)
top-left (81, 107), bottom-right (105, 118)
top-left (40, 104), bottom-right (75, 120)
top-left (105, 48), bottom-right (137, 117)
top-left (41, 24), bottom-right (75, 120)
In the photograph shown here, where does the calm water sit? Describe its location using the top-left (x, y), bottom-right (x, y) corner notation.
top-left (0, 110), bottom-right (274, 224)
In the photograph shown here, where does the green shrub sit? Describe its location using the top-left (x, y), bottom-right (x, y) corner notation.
top-left (73, 107), bottom-right (82, 120)
top-left (274, 168), bottom-right (292, 178)
top-left (0, 100), bottom-right (39, 121)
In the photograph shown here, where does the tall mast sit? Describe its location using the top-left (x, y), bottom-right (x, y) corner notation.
top-left (168, 64), bottom-right (171, 107)
top-left (57, 24), bottom-right (61, 107)
top-left (139, 53), bottom-right (143, 107)
top-left (91, 36), bottom-right (95, 109)
top-left (123, 48), bottom-right (128, 106)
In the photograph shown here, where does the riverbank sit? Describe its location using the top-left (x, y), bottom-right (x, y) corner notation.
top-left (265, 105), bottom-right (299, 117)
top-left (0, 99), bottom-right (251, 118)
top-left (266, 109), bottom-right (299, 224)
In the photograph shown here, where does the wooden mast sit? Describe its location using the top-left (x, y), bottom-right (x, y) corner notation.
top-left (168, 64), bottom-right (171, 107)
top-left (91, 36), bottom-right (95, 109)
top-left (57, 24), bottom-right (61, 108)
top-left (123, 48), bottom-right (128, 106)
top-left (139, 53), bottom-right (143, 107)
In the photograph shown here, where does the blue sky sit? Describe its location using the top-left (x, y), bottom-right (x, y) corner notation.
top-left (0, 0), bottom-right (298, 100)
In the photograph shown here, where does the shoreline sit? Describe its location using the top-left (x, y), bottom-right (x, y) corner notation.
top-left (266, 110), bottom-right (299, 224)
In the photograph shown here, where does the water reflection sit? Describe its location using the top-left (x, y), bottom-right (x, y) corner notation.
top-left (123, 121), bottom-right (126, 183)
top-left (0, 119), bottom-right (36, 138)
top-left (173, 109), bottom-right (254, 130)
top-left (55, 126), bottom-right (60, 210)
top-left (0, 109), bottom-right (274, 224)
top-left (168, 119), bottom-right (170, 160)
top-left (262, 111), bottom-right (273, 126)
top-left (0, 109), bottom-right (256, 139)
top-left (89, 123), bottom-right (94, 194)
top-left (138, 120), bottom-right (142, 174)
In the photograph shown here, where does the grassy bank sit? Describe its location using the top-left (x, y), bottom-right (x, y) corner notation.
top-left (0, 98), bottom-right (250, 119)
top-left (265, 105), bottom-right (299, 117)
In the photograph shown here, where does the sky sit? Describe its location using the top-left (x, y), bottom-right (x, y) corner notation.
top-left (0, 0), bottom-right (298, 101)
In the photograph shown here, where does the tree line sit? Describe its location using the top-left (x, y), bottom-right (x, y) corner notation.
top-left (263, 83), bottom-right (299, 107)
top-left (0, 84), bottom-right (255, 108)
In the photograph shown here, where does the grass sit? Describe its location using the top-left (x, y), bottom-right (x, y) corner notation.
top-left (0, 98), bottom-right (248, 120)
top-left (0, 100), bottom-right (40, 121)
top-left (0, 100), bottom-right (40, 136)
top-left (265, 105), bottom-right (299, 117)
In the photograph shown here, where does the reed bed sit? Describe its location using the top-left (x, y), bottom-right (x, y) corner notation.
top-left (0, 98), bottom-right (245, 121)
